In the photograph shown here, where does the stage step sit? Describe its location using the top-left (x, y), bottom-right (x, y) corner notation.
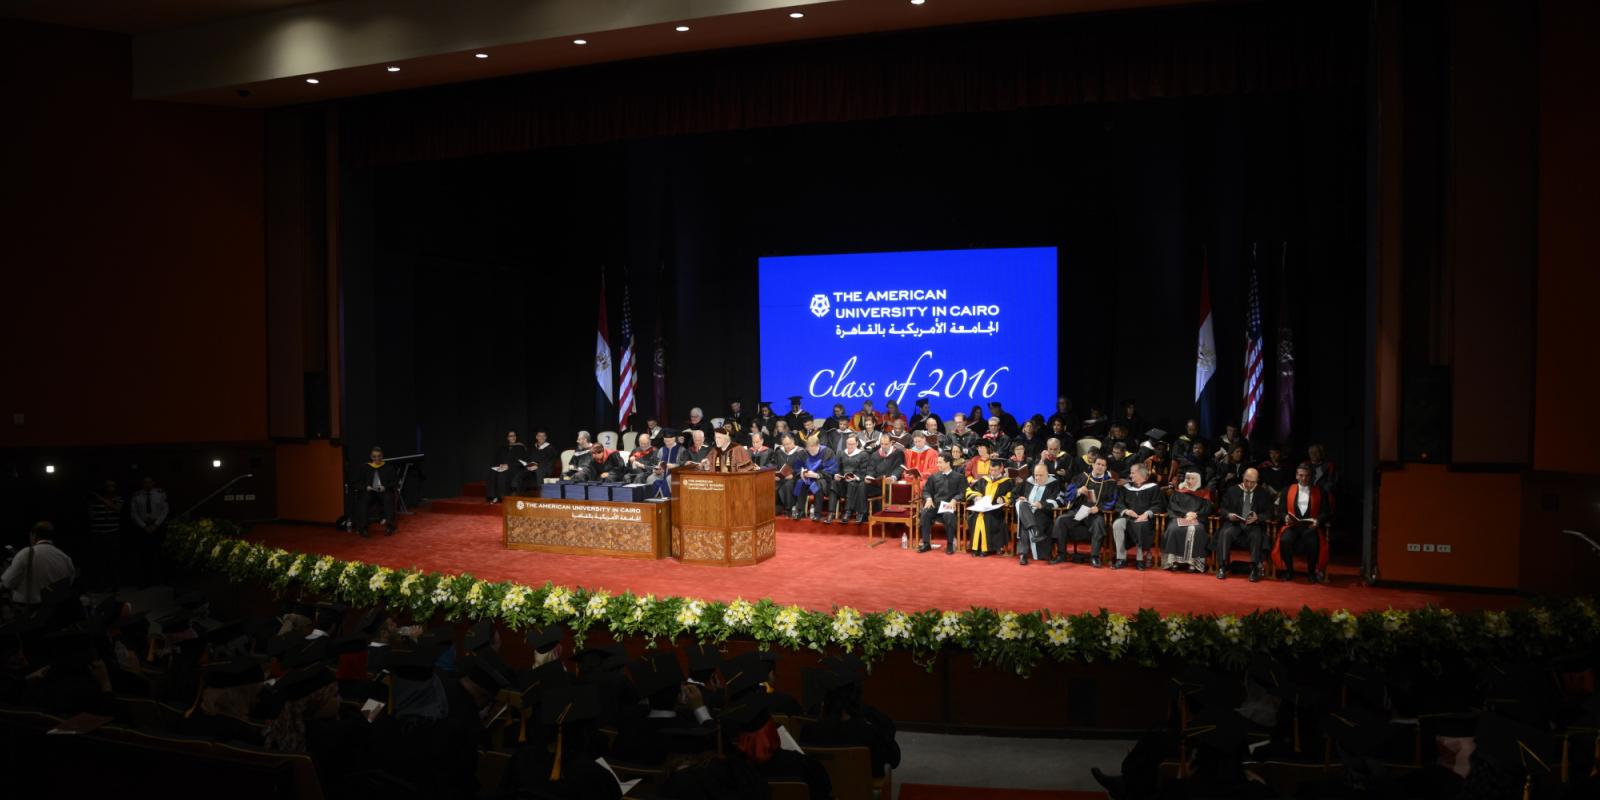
top-left (462, 481), bottom-right (486, 497)
top-left (425, 496), bottom-right (503, 517)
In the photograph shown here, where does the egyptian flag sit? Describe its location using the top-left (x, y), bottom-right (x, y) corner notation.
top-left (595, 277), bottom-right (614, 427)
top-left (1195, 253), bottom-right (1217, 436)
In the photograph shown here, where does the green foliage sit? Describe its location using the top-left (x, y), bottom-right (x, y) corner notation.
top-left (166, 520), bottom-right (1600, 677)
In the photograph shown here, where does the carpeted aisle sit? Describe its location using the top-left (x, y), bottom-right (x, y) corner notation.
top-left (244, 509), bottom-right (1515, 616)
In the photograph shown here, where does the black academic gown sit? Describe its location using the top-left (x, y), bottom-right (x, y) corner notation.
top-left (349, 461), bottom-right (399, 532)
top-left (488, 442), bottom-right (530, 500)
top-left (1164, 491), bottom-right (1213, 565)
top-left (831, 449), bottom-right (873, 516)
top-left (623, 447), bottom-right (662, 484)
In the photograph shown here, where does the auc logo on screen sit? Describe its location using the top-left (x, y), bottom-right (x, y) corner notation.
top-left (759, 247), bottom-right (1058, 414)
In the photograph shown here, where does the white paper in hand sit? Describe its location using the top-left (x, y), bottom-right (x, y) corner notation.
top-left (937, 500), bottom-right (955, 514)
top-left (1073, 505), bottom-right (1094, 522)
top-left (595, 757), bottom-right (643, 795)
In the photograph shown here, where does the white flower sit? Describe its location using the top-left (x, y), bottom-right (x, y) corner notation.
top-left (630, 594), bottom-right (656, 623)
top-left (398, 572), bottom-right (422, 597)
top-left (830, 607), bottom-right (864, 641)
top-left (286, 555), bottom-right (306, 578)
top-left (1483, 610), bottom-right (1513, 638)
top-left (1331, 609), bottom-right (1359, 640)
top-left (1212, 615), bottom-right (1241, 642)
top-left (310, 556), bottom-right (336, 580)
top-left (1107, 613), bottom-right (1133, 647)
top-left (210, 544), bottom-right (224, 559)
top-left (1045, 616), bottom-right (1073, 647)
top-left (1165, 616), bottom-right (1190, 643)
top-left (431, 584), bottom-right (455, 605)
top-left (502, 586), bottom-right (532, 614)
top-left (996, 612), bottom-right (1026, 642)
top-left (585, 592), bottom-right (611, 617)
top-left (933, 611), bottom-right (966, 643)
top-left (774, 606), bottom-right (804, 640)
top-left (676, 599), bottom-right (707, 629)
top-left (880, 611), bottom-right (910, 640)
top-left (543, 586), bottom-right (576, 617)
top-left (465, 581), bottom-right (487, 608)
top-left (1282, 618), bottom-right (1299, 646)
top-left (368, 567), bottom-right (392, 592)
top-left (723, 599), bottom-right (756, 628)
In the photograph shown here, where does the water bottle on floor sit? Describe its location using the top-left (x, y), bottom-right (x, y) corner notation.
top-left (901, 532), bottom-right (909, 549)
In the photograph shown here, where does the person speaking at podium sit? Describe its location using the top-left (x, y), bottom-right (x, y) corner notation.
top-left (701, 427), bottom-right (754, 472)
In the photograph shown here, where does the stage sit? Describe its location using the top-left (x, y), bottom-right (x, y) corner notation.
top-left (245, 500), bottom-right (1517, 618)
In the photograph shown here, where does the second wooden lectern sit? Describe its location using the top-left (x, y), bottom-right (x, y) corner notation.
top-left (669, 467), bottom-right (776, 566)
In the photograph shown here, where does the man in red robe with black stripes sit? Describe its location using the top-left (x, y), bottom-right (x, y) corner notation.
top-left (1273, 464), bottom-right (1330, 584)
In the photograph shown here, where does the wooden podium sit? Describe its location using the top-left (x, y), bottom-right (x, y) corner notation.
top-left (669, 467), bottom-right (777, 566)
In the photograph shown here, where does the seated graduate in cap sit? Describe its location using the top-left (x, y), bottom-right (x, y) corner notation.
top-left (722, 692), bottom-right (833, 800)
top-left (797, 663), bottom-right (900, 779)
top-left (503, 684), bottom-right (622, 800)
top-left (750, 401), bottom-right (779, 442)
top-left (486, 430), bottom-right (531, 504)
top-left (781, 395), bottom-right (813, 435)
top-left (964, 459), bottom-right (1014, 557)
top-left (614, 651), bottom-right (715, 764)
top-left (1163, 471), bottom-right (1213, 572)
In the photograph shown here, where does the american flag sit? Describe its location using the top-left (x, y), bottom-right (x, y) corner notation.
top-left (617, 285), bottom-right (637, 428)
top-left (1241, 250), bottom-right (1264, 438)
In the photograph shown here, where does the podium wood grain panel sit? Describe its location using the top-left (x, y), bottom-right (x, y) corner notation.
top-left (669, 467), bottom-right (777, 566)
top-left (502, 497), bottom-right (670, 559)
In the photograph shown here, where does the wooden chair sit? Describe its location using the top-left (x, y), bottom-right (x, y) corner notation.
top-left (867, 478), bottom-right (920, 545)
top-left (805, 744), bottom-right (875, 800)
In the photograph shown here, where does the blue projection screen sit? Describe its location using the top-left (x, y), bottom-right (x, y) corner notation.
top-left (759, 247), bottom-right (1058, 417)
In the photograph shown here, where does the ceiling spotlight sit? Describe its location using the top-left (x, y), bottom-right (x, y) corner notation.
top-left (675, 25), bottom-right (690, 32)
top-left (44, 464), bottom-right (55, 474)
top-left (474, 52), bottom-right (488, 59)
top-left (305, 78), bottom-right (320, 84)
top-left (212, 459), bottom-right (223, 468)
top-left (386, 66), bottom-right (400, 72)
top-left (573, 38), bottom-right (587, 45)
top-left (790, 11), bottom-right (805, 18)
top-left (911, 0), bottom-right (926, 4)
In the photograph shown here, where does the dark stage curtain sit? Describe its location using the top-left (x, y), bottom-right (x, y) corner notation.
top-left (339, 1), bottom-right (1363, 168)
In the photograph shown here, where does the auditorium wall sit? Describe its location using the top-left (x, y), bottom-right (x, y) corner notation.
top-left (0, 20), bottom-right (267, 449)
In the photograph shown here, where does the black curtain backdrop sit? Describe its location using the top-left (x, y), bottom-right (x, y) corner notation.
top-left (334, 2), bottom-right (1368, 505)
top-left (340, 96), bottom-right (1365, 501)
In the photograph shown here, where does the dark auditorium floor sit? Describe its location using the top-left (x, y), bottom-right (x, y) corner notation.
top-left (245, 507), bottom-right (1518, 617)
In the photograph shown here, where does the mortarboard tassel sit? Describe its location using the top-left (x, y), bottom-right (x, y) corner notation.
top-left (1522, 773), bottom-right (1532, 800)
top-left (518, 708), bottom-right (529, 744)
top-left (550, 725), bottom-right (563, 781)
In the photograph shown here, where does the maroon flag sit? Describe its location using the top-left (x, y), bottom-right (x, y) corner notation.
top-left (1275, 242), bottom-right (1295, 441)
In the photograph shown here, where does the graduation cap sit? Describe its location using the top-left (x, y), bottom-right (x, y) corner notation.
top-left (463, 620), bottom-right (497, 653)
top-left (683, 642), bottom-right (722, 675)
top-left (460, 652), bottom-right (512, 691)
top-left (1321, 704), bottom-right (1393, 757)
top-left (719, 691), bottom-right (775, 733)
top-left (326, 632), bottom-right (370, 656)
top-left (758, 401), bottom-right (773, 410)
top-left (525, 623), bottom-right (565, 653)
top-left (276, 664), bottom-right (336, 701)
top-left (1183, 708), bottom-right (1249, 754)
top-left (1474, 712), bottom-right (1558, 780)
top-left (383, 647), bottom-right (441, 681)
top-left (313, 602), bottom-right (348, 632)
top-left (540, 683), bottom-right (605, 780)
top-left (1143, 428), bottom-right (1168, 443)
top-left (723, 652), bottom-right (772, 699)
top-left (824, 653), bottom-right (866, 678)
top-left (512, 661), bottom-right (572, 706)
top-left (570, 643), bottom-right (628, 674)
top-left (279, 639), bottom-right (328, 670)
top-left (802, 667), bottom-right (853, 711)
top-left (629, 651), bottom-right (685, 697)
top-left (353, 607), bottom-right (388, 636)
top-left (203, 657), bottom-right (267, 689)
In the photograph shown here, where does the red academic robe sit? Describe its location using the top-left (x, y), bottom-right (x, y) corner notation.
top-left (1271, 483), bottom-right (1329, 571)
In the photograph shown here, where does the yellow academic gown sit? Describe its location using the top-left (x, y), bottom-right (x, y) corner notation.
top-left (965, 477), bottom-right (1013, 554)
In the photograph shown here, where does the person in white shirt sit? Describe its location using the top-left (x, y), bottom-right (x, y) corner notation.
top-left (129, 476), bottom-right (170, 584)
top-left (2, 522), bottom-right (76, 605)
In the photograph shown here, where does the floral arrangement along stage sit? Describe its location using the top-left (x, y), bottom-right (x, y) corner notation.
top-left (169, 519), bottom-right (1600, 676)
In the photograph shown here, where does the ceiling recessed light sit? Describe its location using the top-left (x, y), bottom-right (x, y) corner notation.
top-left (386, 66), bottom-right (400, 72)
top-left (44, 464), bottom-right (55, 474)
top-left (790, 11), bottom-right (805, 18)
top-left (305, 78), bottom-right (320, 84)
top-left (911, 0), bottom-right (926, 4)
top-left (675, 25), bottom-right (690, 32)
top-left (474, 52), bottom-right (488, 59)
top-left (573, 38), bottom-right (587, 45)
top-left (212, 459), bottom-right (223, 468)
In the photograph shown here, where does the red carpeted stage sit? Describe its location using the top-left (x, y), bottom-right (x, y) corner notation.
top-left (246, 496), bottom-right (1516, 618)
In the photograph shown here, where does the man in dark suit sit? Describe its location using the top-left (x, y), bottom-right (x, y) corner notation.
top-left (350, 446), bottom-right (398, 537)
top-left (917, 453), bottom-right (965, 554)
top-left (1216, 467), bottom-right (1274, 581)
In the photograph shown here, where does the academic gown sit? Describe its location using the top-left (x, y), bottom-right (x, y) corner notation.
top-left (1164, 490), bottom-right (1213, 566)
top-left (831, 448), bottom-right (873, 516)
top-left (624, 447), bottom-right (662, 484)
top-left (527, 442), bottom-right (559, 483)
top-left (1053, 473), bottom-right (1117, 548)
top-left (1113, 481), bottom-right (1167, 552)
top-left (793, 448), bottom-right (838, 511)
top-left (964, 476), bottom-right (1013, 554)
top-left (771, 446), bottom-right (803, 511)
top-left (902, 446), bottom-right (938, 488)
top-left (488, 442), bottom-right (531, 499)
